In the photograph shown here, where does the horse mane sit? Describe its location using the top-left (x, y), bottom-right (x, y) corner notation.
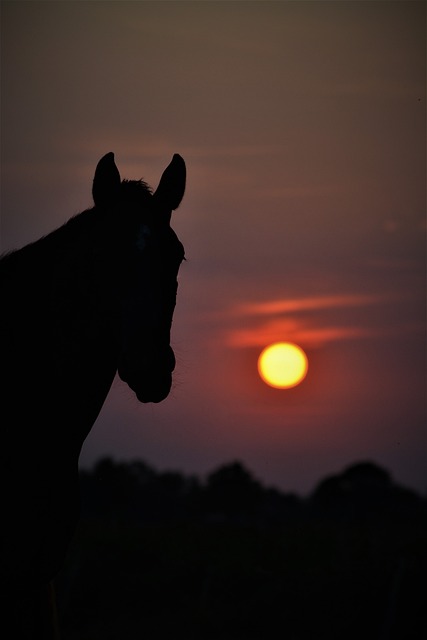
top-left (0, 179), bottom-right (153, 271)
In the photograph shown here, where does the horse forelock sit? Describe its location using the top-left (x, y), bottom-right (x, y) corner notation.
top-left (120, 179), bottom-right (153, 200)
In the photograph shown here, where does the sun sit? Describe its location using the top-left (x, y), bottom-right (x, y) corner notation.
top-left (257, 342), bottom-right (308, 389)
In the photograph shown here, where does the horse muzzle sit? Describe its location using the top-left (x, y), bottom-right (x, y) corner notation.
top-left (117, 347), bottom-right (175, 403)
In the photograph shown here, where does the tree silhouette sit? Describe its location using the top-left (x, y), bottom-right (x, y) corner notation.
top-left (203, 461), bottom-right (264, 520)
top-left (55, 456), bottom-right (426, 640)
top-left (310, 460), bottom-right (423, 523)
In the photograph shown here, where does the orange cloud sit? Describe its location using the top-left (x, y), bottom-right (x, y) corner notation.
top-left (227, 319), bottom-right (373, 349)
top-left (225, 293), bottom-right (403, 349)
top-left (232, 293), bottom-right (390, 317)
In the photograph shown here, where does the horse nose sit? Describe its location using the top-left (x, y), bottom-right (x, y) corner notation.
top-left (117, 344), bottom-right (176, 395)
top-left (118, 350), bottom-right (176, 404)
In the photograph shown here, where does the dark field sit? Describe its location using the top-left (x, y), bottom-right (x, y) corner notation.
top-left (56, 459), bottom-right (426, 640)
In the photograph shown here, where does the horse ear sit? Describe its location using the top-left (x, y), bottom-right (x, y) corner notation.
top-left (92, 152), bottom-right (121, 208)
top-left (153, 154), bottom-right (186, 214)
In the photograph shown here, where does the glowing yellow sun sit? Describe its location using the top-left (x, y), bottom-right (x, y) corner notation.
top-left (257, 342), bottom-right (308, 389)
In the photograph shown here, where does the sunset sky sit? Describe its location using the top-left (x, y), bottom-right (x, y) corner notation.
top-left (1, 0), bottom-right (425, 495)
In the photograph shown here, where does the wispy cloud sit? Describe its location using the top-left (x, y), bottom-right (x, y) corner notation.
top-left (232, 293), bottom-right (391, 317)
top-left (225, 292), bottom-right (406, 349)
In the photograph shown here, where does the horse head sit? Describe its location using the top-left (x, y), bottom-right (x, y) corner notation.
top-left (92, 152), bottom-right (186, 403)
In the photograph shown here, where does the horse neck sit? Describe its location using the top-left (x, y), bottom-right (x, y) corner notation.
top-left (5, 208), bottom-right (114, 324)
top-left (2, 208), bottom-right (122, 446)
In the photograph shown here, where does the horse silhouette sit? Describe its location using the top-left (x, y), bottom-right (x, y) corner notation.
top-left (0, 152), bottom-right (186, 636)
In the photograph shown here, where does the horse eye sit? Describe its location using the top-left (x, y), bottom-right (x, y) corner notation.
top-left (136, 224), bottom-right (151, 253)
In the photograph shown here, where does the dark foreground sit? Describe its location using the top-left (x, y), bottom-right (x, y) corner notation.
top-left (55, 458), bottom-right (426, 639)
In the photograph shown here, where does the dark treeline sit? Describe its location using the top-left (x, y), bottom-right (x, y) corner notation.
top-left (56, 459), bottom-right (426, 640)
top-left (78, 457), bottom-right (425, 527)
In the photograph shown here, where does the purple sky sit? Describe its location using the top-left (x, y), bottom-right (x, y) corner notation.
top-left (1, 1), bottom-right (425, 495)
